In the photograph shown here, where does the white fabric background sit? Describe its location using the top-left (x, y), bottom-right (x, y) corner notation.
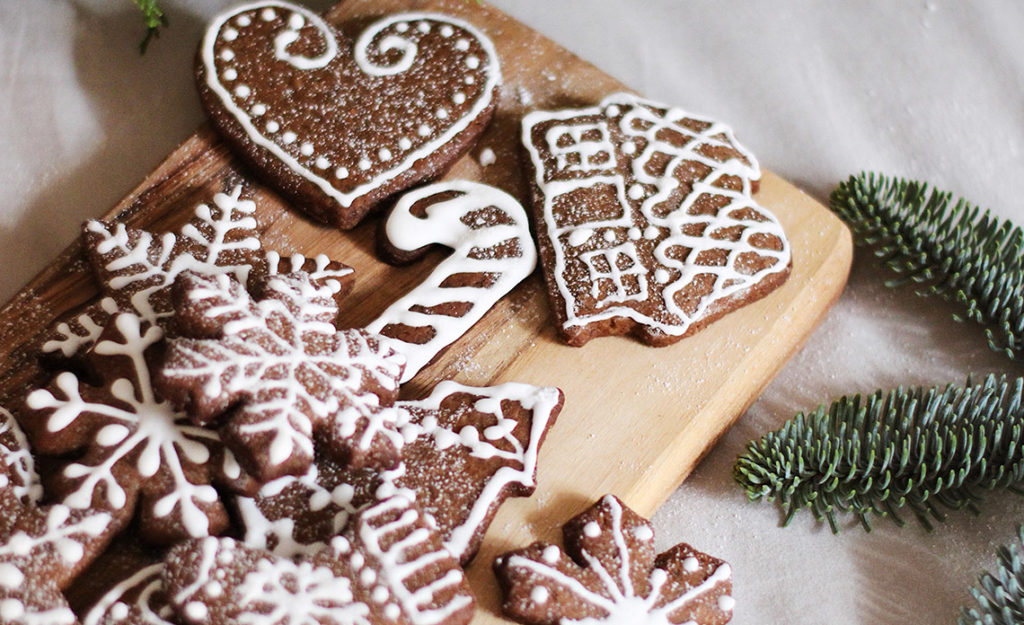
top-left (1, 1), bottom-right (1023, 622)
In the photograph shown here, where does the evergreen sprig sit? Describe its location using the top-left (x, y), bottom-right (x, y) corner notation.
top-left (960, 526), bottom-right (1024, 625)
top-left (734, 375), bottom-right (1024, 533)
top-left (830, 172), bottom-right (1024, 360)
top-left (133, 0), bottom-right (167, 54)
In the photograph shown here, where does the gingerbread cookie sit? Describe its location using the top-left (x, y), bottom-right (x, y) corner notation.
top-left (521, 92), bottom-right (791, 346)
top-left (369, 181), bottom-right (537, 382)
top-left (156, 271), bottom-right (406, 481)
top-left (494, 495), bottom-right (734, 625)
top-left (0, 407), bottom-right (41, 504)
top-left (198, 2), bottom-right (501, 228)
top-left (43, 184), bottom-right (353, 361)
top-left (163, 495), bottom-right (474, 625)
top-left (83, 564), bottom-right (173, 625)
top-left (237, 381), bottom-right (563, 564)
top-left (0, 410), bottom-right (115, 625)
top-left (24, 312), bottom-right (251, 544)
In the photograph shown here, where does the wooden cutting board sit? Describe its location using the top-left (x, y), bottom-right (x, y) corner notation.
top-left (0, 0), bottom-right (852, 621)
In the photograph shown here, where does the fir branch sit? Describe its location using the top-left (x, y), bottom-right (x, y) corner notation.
top-left (133, 0), bottom-right (167, 54)
top-left (830, 172), bottom-right (1024, 360)
top-left (733, 375), bottom-right (1024, 533)
top-left (960, 526), bottom-right (1024, 625)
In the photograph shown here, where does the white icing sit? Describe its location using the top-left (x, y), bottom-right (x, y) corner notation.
top-left (27, 313), bottom-right (229, 538)
top-left (366, 181), bottom-right (537, 383)
top-left (718, 594), bottom-right (735, 611)
top-left (42, 297), bottom-right (118, 358)
top-left (200, 4), bottom-right (502, 214)
top-left (531, 586), bottom-right (549, 604)
top-left (478, 147), bottom-right (496, 166)
top-left (84, 186), bottom-right (260, 327)
top-left (236, 382), bottom-right (561, 564)
top-left (584, 521), bottom-right (601, 537)
top-left (162, 272), bottom-right (405, 471)
top-left (505, 497), bottom-right (732, 624)
top-left (522, 92), bottom-right (791, 338)
top-left (235, 557), bottom-right (367, 624)
top-left (357, 496), bottom-right (472, 624)
top-left (542, 545), bottom-right (560, 564)
top-left (682, 557), bottom-right (699, 572)
top-left (397, 382), bottom-right (561, 559)
top-left (0, 408), bottom-right (42, 503)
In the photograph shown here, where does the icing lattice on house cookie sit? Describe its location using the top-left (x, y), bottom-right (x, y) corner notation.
top-left (24, 313), bottom-right (251, 544)
top-left (198, 1), bottom-right (501, 228)
top-left (156, 271), bottom-right (406, 481)
top-left (163, 495), bottom-right (474, 625)
top-left (494, 495), bottom-right (734, 625)
top-left (522, 92), bottom-right (791, 346)
top-left (237, 381), bottom-right (563, 564)
top-left (0, 409), bottom-right (114, 625)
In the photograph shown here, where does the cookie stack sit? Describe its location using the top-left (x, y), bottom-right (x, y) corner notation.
top-left (0, 2), bottom-right (792, 623)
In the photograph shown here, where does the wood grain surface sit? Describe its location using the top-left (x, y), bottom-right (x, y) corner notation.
top-left (0, 0), bottom-right (852, 621)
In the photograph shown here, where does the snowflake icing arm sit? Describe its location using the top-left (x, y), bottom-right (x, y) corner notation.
top-left (0, 414), bottom-right (115, 625)
top-left (163, 496), bottom-right (474, 625)
top-left (494, 495), bottom-right (734, 625)
top-left (23, 312), bottom-right (248, 544)
top-left (82, 563), bottom-right (176, 625)
top-left (82, 184), bottom-right (264, 328)
top-left (157, 271), bottom-right (406, 481)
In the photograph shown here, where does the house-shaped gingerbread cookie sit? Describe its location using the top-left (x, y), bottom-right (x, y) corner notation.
top-left (521, 92), bottom-right (791, 347)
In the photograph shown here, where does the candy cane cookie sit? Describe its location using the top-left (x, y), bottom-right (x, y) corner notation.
top-left (367, 181), bottom-right (537, 383)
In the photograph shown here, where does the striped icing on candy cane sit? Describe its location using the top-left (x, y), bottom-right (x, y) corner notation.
top-left (366, 181), bottom-right (537, 383)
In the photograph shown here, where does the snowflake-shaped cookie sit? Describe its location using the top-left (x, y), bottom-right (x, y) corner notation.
top-left (163, 496), bottom-right (474, 625)
top-left (0, 412), bottom-right (114, 625)
top-left (237, 381), bottom-right (563, 564)
top-left (42, 183), bottom-right (353, 360)
top-left (157, 271), bottom-right (406, 481)
top-left (494, 495), bottom-right (734, 625)
top-left (25, 312), bottom-right (250, 544)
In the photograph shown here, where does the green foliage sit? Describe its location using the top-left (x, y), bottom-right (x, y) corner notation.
top-left (133, 0), bottom-right (167, 54)
top-left (733, 375), bottom-right (1024, 533)
top-left (960, 526), bottom-right (1024, 625)
top-left (830, 172), bottom-right (1024, 360)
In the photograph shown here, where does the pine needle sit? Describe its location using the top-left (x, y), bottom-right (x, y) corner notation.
top-left (733, 375), bottom-right (1024, 532)
top-left (830, 172), bottom-right (1024, 360)
top-left (960, 526), bottom-right (1024, 625)
top-left (133, 0), bottom-right (167, 54)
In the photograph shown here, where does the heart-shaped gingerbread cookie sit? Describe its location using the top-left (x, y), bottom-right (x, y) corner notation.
top-left (198, 1), bottom-right (501, 228)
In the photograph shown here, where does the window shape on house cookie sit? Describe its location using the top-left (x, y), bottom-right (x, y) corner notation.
top-left (580, 242), bottom-right (648, 304)
top-left (544, 121), bottom-right (615, 175)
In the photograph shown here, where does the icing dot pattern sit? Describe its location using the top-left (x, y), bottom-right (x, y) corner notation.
top-left (163, 496), bottom-right (475, 625)
top-left (201, 2), bottom-right (502, 226)
top-left (496, 495), bottom-right (734, 625)
top-left (236, 380), bottom-right (562, 566)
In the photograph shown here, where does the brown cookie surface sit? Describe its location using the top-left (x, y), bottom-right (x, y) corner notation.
top-left (156, 271), bottom-right (406, 481)
top-left (0, 410), bottom-right (117, 625)
top-left (494, 495), bottom-right (734, 625)
top-left (522, 92), bottom-right (791, 347)
top-left (41, 184), bottom-right (353, 362)
top-left (197, 2), bottom-right (501, 228)
top-left (24, 313), bottom-right (250, 545)
top-left (163, 496), bottom-right (474, 625)
top-left (237, 381), bottom-right (563, 564)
